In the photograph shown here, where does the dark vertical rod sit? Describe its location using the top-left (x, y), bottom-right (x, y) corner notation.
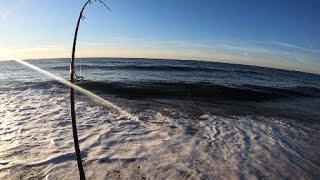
top-left (70, 1), bottom-right (91, 179)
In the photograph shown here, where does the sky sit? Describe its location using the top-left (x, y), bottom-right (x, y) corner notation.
top-left (0, 0), bottom-right (320, 73)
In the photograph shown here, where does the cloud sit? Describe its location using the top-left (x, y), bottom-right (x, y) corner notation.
top-left (17, 45), bottom-right (65, 52)
top-left (76, 37), bottom-right (314, 64)
top-left (270, 41), bottom-right (320, 54)
top-left (35, 45), bottom-right (65, 49)
top-left (79, 42), bottom-right (105, 46)
top-left (0, 10), bottom-right (10, 21)
top-left (8, 36), bottom-right (319, 73)
top-left (0, 0), bottom-right (25, 21)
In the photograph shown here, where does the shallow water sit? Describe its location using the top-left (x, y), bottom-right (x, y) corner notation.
top-left (0, 58), bottom-right (320, 179)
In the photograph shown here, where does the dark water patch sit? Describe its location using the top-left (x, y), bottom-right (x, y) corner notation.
top-left (10, 80), bottom-right (320, 102)
top-left (242, 84), bottom-right (320, 98)
top-left (77, 80), bottom-right (320, 101)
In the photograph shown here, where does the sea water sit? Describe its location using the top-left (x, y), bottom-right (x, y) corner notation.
top-left (0, 58), bottom-right (319, 179)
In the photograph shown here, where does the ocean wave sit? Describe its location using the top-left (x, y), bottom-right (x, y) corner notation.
top-left (50, 64), bottom-right (267, 77)
top-left (10, 80), bottom-right (320, 101)
top-left (0, 89), bottom-right (319, 179)
top-left (78, 81), bottom-right (320, 100)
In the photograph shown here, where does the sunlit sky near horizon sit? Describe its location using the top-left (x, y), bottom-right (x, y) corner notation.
top-left (0, 0), bottom-right (320, 73)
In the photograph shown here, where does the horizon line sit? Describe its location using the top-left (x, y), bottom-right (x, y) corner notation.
top-left (2, 56), bottom-right (319, 76)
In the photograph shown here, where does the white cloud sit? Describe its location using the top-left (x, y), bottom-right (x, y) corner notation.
top-left (35, 45), bottom-right (65, 49)
top-left (17, 45), bottom-right (65, 52)
top-left (0, 10), bottom-right (10, 21)
top-left (0, 0), bottom-right (26, 21)
top-left (271, 41), bottom-right (320, 54)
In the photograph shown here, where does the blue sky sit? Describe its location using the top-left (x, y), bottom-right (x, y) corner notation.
top-left (0, 0), bottom-right (320, 73)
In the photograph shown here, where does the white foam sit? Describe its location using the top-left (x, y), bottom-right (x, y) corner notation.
top-left (0, 89), bottom-right (319, 179)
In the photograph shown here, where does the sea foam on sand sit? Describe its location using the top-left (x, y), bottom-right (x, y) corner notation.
top-left (0, 89), bottom-right (319, 179)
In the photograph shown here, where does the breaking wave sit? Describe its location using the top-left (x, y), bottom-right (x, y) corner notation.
top-left (10, 80), bottom-right (320, 101)
top-left (0, 89), bottom-right (319, 179)
top-left (1, 58), bottom-right (320, 179)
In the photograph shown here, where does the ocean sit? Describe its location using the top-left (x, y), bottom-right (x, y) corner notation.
top-left (0, 58), bottom-right (320, 179)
